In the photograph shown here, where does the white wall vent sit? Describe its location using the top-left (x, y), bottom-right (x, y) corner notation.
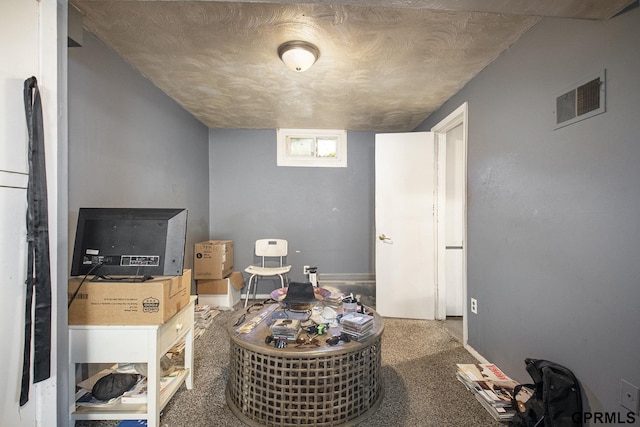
top-left (554, 70), bottom-right (605, 130)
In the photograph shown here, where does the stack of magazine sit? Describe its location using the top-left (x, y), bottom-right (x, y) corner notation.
top-left (456, 363), bottom-right (519, 422)
top-left (194, 304), bottom-right (215, 340)
top-left (340, 312), bottom-right (374, 341)
top-left (120, 372), bottom-right (180, 404)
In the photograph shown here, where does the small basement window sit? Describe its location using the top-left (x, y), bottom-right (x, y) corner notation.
top-left (277, 129), bottom-right (347, 167)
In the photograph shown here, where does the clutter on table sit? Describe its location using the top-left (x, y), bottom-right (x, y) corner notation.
top-left (232, 283), bottom-right (374, 349)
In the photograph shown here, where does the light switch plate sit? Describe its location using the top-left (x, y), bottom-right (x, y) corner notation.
top-left (621, 379), bottom-right (640, 414)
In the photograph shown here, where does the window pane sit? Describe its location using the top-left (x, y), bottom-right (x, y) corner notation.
top-left (288, 137), bottom-right (315, 156)
top-left (277, 129), bottom-right (346, 167)
top-left (317, 138), bottom-right (337, 158)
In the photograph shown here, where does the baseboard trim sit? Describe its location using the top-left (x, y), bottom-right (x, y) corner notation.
top-left (464, 343), bottom-right (490, 364)
top-left (241, 293), bottom-right (271, 301)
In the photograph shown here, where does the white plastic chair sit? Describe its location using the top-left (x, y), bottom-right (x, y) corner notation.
top-left (244, 239), bottom-right (292, 307)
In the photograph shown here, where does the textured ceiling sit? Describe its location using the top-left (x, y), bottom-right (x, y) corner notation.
top-left (70, 0), bottom-right (634, 131)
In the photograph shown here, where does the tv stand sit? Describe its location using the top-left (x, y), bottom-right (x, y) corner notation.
top-left (68, 296), bottom-right (196, 427)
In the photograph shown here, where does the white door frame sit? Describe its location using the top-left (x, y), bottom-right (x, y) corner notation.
top-left (431, 102), bottom-right (468, 343)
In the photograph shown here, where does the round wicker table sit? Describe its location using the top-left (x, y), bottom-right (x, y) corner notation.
top-left (226, 305), bottom-right (384, 427)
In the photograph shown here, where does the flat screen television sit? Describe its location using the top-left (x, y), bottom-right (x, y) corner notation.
top-left (70, 207), bottom-right (188, 278)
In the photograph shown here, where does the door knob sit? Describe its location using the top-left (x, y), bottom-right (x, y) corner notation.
top-left (378, 234), bottom-right (391, 241)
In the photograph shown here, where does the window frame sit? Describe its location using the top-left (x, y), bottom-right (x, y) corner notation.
top-left (276, 128), bottom-right (347, 168)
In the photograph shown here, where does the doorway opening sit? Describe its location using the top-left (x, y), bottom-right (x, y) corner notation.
top-left (432, 102), bottom-right (468, 344)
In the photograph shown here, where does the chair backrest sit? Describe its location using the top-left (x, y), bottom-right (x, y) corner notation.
top-left (255, 239), bottom-right (288, 267)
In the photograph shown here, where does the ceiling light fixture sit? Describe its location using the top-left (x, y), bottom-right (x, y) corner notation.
top-left (278, 40), bottom-right (320, 72)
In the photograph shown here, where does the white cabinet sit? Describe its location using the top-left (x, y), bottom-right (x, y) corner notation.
top-left (69, 296), bottom-right (196, 427)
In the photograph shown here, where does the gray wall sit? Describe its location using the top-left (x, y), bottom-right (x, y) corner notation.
top-left (208, 129), bottom-right (375, 290)
top-left (418, 8), bottom-right (640, 414)
top-left (68, 31), bottom-right (210, 282)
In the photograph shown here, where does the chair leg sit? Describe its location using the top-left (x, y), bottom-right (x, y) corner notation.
top-left (244, 275), bottom-right (256, 308)
top-left (279, 274), bottom-right (285, 288)
top-left (252, 276), bottom-right (259, 303)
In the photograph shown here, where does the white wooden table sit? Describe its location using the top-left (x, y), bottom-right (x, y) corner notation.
top-left (68, 296), bottom-right (196, 427)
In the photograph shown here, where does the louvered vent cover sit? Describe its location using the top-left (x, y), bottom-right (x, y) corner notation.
top-left (554, 70), bottom-right (605, 130)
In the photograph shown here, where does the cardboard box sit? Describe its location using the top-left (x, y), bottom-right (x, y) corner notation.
top-left (194, 240), bottom-right (234, 280)
top-left (197, 271), bottom-right (244, 309)
top-left (68, 269), bottom-right (192, 325)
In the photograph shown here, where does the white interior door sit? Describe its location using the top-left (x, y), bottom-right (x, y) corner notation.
top-left (375, 132), bottom-right (436, 319)
top-left (1, 0), bottom-right (39, 425)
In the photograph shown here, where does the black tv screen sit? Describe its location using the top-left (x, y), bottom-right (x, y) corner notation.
top-left (70, 208), bottom-right (188, 277)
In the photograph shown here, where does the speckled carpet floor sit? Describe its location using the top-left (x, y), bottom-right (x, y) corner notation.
top-left (76, 303), bottom-right (502, 427)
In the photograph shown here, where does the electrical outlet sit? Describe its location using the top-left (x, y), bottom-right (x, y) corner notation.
top-left (303, 265), bottom-right (310, 275)
top-left (470, 298), bottom-right (478, 314)
top-left (621, 379), bottom-right (640, 414)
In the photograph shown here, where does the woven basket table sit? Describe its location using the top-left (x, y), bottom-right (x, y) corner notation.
top-left (226, 306), bottom-right (384, 426)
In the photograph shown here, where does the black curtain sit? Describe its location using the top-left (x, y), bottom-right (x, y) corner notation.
top-left (20, 76), bottom-right (52, 406)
